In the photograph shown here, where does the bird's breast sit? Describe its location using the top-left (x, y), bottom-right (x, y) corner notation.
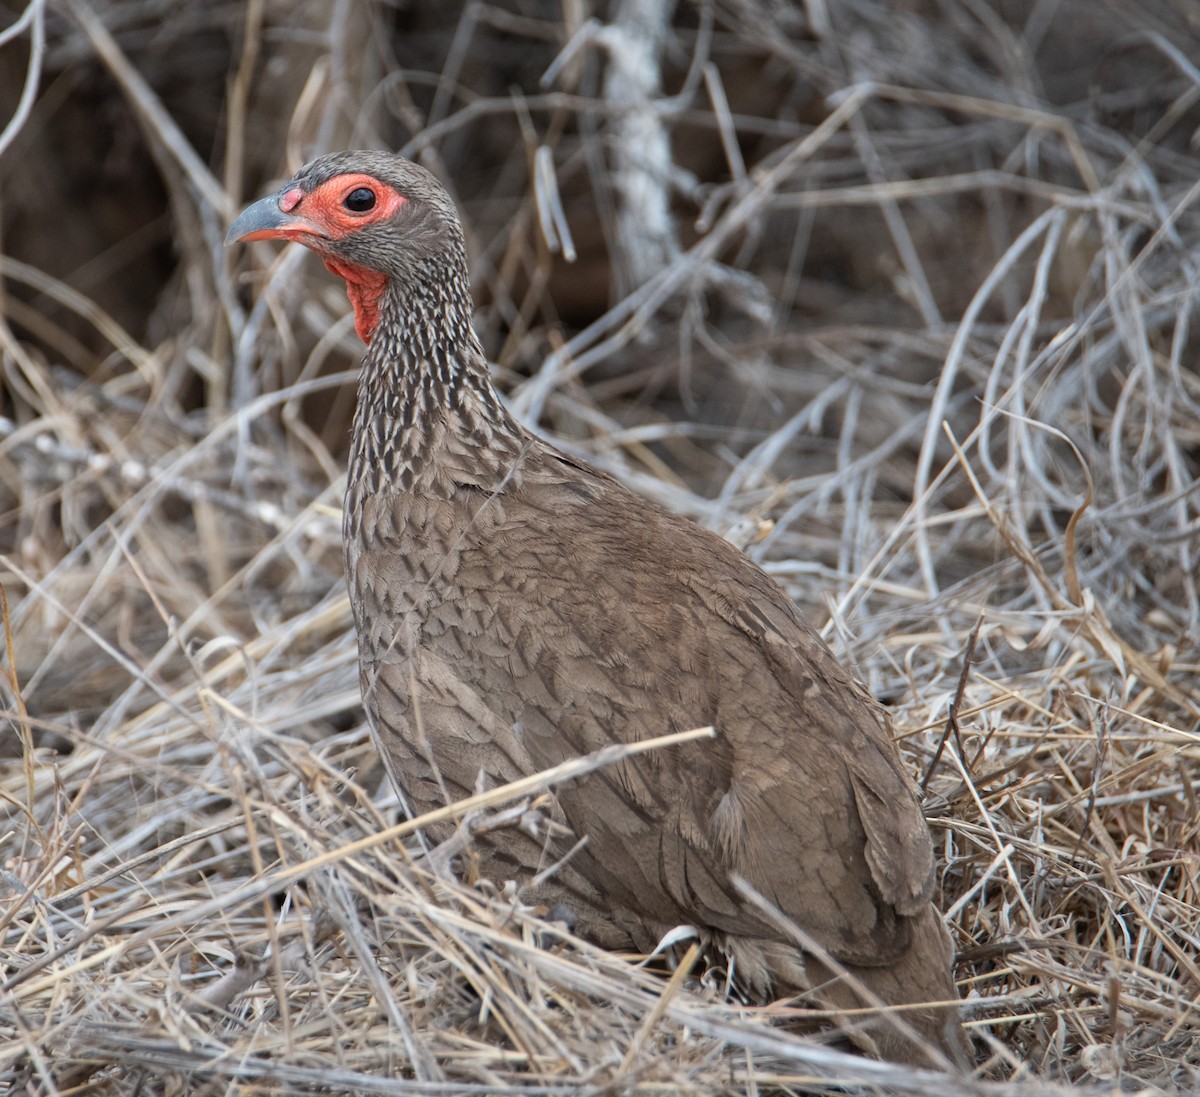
top-left (345, 484), bottom-right (516, 648)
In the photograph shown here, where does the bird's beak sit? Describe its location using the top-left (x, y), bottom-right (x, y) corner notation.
top-left (224, 192), bottom-right (328, 246)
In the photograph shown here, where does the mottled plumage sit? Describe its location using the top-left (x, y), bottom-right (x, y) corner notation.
top-left (228, 151), bottom-right (967, 1065)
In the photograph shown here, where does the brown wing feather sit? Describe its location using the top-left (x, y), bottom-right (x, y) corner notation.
top-left (358, 438), bottom-right (937, 967)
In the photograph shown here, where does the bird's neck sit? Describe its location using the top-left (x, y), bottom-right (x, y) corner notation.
top-left (346, 257), bottom-right (526, 500)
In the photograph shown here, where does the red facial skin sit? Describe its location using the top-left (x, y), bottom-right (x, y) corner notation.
top-left (241, 173), bottom-right (406, 343)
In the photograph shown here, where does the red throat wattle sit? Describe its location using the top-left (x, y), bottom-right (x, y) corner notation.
top-left (323, 257), bottom-right (389, 343)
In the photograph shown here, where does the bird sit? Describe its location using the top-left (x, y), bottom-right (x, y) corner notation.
top-left (226, 150), bottom-right (967, 1066)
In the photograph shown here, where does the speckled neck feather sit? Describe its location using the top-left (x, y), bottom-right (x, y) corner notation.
top-left (344, 244), bottom-right (525, 513)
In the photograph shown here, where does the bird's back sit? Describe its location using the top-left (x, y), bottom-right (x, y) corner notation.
top-left (346, 428), bottom-right (964, 1063)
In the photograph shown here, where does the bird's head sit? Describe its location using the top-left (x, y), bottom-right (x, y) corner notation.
top-left (226, 151), bottom-right (466, 343)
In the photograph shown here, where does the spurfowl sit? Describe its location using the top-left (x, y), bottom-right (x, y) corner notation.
top-left (228, 151), bottom-right (966, 1065)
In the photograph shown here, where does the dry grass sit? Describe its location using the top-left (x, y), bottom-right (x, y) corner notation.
top-left (2, 0), bottom-right (1200, 1092)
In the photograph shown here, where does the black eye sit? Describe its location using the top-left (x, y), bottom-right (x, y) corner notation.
top-left (344, 188), bottom-right (376, 212)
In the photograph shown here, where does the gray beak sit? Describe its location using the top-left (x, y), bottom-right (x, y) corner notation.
top-left (225, 192), bottom-right (326, 246)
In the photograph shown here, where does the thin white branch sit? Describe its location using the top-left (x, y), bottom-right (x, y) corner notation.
top-left (0, 0), bottom-right (45, 159)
